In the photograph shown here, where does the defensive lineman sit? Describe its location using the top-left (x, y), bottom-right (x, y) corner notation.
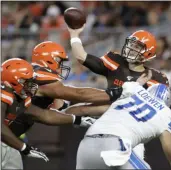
top-left (76, 82), bottom-right (171, 169)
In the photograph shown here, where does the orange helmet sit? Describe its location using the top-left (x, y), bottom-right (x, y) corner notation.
top-left (121, 30), bottom-right (157, 63)
top-left (1, 58), bottom-right (38, 98)
top-left (32, 41), bottom-right (71, 80)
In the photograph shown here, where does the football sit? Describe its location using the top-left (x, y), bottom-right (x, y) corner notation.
top-left (64, 7), bottom-right (86, 29)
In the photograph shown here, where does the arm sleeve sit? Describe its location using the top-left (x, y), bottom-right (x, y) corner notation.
top-left (147, 69), bottom-right (170, 87)
top-left (83, 54), bottom-right (108, 76)
top-left (168, 122), bottom-right (171, 133)
top-left (83, 52), bottom-right (121, 76)
top-left (1, 84), bottom-right (14, 105)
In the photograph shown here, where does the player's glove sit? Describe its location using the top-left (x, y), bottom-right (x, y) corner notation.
top-left (106, 87), bottom-right (123, 102)
top-left (73, 115), bottom-right (96, 127)
top-left (21, 144), bottom-right (49, 162)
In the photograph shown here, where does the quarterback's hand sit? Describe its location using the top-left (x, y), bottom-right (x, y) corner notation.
top-left (73, 115), bottom-right (96, 128)
top-left (136, 70), bottom-right (152, 85)
top-left (67, 24), bottom-right (85, 38)
top-left (21, 144), bottom-right (49, 162)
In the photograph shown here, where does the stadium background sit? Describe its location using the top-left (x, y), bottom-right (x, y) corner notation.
top-left (1, 1), bottom-right (171, 170)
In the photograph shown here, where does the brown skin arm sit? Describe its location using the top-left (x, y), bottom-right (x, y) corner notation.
top-left (39, 81), bottom-right (110, 104)
top-left (1, 102), bottom-right (24, 150)
top-left (64, 103), bottom-right (110, 117)
top-left (160, 131), bottom-right (171, 166)
top-left (24, 104), bottom-right (74, 125)
top-left (49, 99), bottom-right (65, 110)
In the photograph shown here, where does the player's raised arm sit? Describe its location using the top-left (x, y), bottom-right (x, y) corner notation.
top-left (68, 25), bottom-right (87, 63)
top-left (160, 130), bottom-right (171, 166)
top-left (67, 26), bottom-right (108, 75)
top-left (39, 80), bottom-right (123, 104)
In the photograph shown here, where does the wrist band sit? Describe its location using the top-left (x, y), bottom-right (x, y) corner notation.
top-left (70, 37), bottom-right (82, 46)
top-left (73, 116), bottom-right (82, 125)
top-left (71, 114), bottom-right (76, 124)
top-left (21, 143), bottom-right (26, 151)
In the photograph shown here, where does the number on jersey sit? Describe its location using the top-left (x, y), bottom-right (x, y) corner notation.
top-left (115, 95), bottom-right (157, 122)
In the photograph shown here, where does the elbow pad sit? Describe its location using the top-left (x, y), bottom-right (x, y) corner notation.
top-left (105, 87), bottom-right (123, 102)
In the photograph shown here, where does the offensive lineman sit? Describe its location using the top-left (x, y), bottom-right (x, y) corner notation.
top-left (76, 82), bottom-right (171, 169)
top-left (67, 26), bottom-right (170, 168)
top-left (1, 58), bottom-right (98, 169)
top-left (1, 58), bottom-right (48, 169)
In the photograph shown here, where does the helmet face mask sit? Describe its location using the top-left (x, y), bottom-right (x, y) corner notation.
top-left (53, 57), bottom-right (71, 80)
top-left (22, 78), bottom-right (38, 98)
top-left (122, 38), bottom-right (146, 63)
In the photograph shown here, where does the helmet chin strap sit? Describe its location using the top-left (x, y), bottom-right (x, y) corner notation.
top-left (128, 62), bottom-right (145, 72)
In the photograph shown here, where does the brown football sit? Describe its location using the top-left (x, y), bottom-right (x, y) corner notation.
top-left (64, 7), bottom-right (86, 29)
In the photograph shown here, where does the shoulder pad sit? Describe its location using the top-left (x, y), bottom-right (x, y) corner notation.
top-left (147, 68), bottom-right (169, 86)
top-left (1, 83), bottom-right (14, 105)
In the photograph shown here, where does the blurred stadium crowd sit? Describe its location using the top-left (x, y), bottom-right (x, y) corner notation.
top-left (2, 1), bottom-right (171, 88)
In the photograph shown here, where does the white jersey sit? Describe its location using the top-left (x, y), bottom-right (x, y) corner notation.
top-left (86, 84), bottom-right (171, 147)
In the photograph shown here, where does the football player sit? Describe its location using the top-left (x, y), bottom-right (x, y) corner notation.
top-left (1, 58), bottom-right (106, 169)
top-left (76, 82), bottom-right (171, 169)
top-left (67, 26), bottom-right (170, 169)
top-left (1, 58), bottom-right (48, 169)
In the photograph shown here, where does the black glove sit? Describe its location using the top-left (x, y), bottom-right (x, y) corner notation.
top-left (106, 87), bottom-right (123, 102)
top-left (21, 144), bottom-right (49, 162)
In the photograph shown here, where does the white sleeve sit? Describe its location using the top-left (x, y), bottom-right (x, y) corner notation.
top-left (120, 82), bottom-right (144, 99)
top-left (167, 122), bottom-right (171, 133)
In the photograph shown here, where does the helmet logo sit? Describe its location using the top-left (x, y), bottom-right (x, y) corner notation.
top-left (141, 37), bottom-right (149, 43)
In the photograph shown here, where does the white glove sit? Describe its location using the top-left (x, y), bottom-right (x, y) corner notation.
top-left (73, 115), bottom-right (96, 128)
top-left (120, 82), bottom-right (140, 99)
top-left (21, 144), bottom-right (49, 162)
top-left (80, 116), bottom-right (96, 127)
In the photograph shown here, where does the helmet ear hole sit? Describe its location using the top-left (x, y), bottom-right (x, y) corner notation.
top-left (11, 83), bottom-right (17, 86)
top-left (148, 53), bottom-right (151, 56)
top-left (6, 65), bottom-right (10, 69)
top-left (47, 61), bottom-right (53, 64)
